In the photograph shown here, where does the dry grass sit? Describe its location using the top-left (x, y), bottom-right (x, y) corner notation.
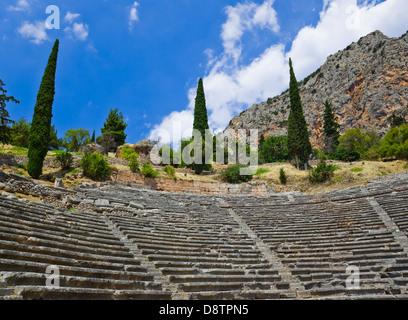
top-left (2, 144), bottom-right (407, 195)
top-left (171, 160), bottom-right (408, 194)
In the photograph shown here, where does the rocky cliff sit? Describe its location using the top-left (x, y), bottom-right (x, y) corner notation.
top-left (226, 30), bottom-right (408, 149)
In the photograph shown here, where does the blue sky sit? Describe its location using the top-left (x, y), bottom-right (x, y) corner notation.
top-left (1, 0), bottom-right (407, 145)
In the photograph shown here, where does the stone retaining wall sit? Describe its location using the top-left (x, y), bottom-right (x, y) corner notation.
top-left (115, 170), bottom-right (271, 195)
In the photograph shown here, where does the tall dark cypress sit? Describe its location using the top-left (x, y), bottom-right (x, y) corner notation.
top-left (192, 78), bottom-right (210, 174)
top-left (287, 58), bottom-right (312, 170)
top-left (28, 39), bottom-right (59, 178)
top-left (323, 99), bottom-right (340, 154)
top-left (193, 78), bottom-right (209, 138)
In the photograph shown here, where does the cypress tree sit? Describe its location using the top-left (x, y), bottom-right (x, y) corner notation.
top-left (323, 99), bottom-right (340, 154)
top-left (193, 78), bottom-right (209, 138)
top-left (28, 39), bottom-right (59, 178)
top-left (192, 78), bottom-right (210, 174)
top-left (287, 58), bottom-right (312, 170)
top-left (91, 130), bottom-right (96, 143)
top-left (0, 79), bottom-right (20, 144)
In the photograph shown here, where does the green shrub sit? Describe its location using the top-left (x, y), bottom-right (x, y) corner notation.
top-left (129, 159), bottom-right (140, 173)
top-left (164, 165), bottom-right (176, 180)
top-left (80, 153), bottom-right (111, 181)
top-left (279, 168), bottom-right (287, 185)
top-left (378, 124), bottom-right (408, 160)
top-left (220, 165), bottom-right (253, 184)
top-left (332, 147), bottom-right (361, 162)
top-left (17, 163), bottom-right (27, 171)
top-left (309, 161), bottom-right (337, 183)
top-left (259, 136), bottom-right (289, 164)
top-left (55, 151), bottom-right (73, 170)
top-left (141, 162), bottom-right (159, 178)
top-left (121, 146), bottom-right (139, 161)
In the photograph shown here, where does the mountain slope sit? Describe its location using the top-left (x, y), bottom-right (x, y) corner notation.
top-left (226, 30), bottom-right (408, 149)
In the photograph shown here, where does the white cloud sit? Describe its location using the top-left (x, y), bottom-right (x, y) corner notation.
top-left (65, 23), bottom-right (89, 41)
top-left (221, 0), bottom-right (279, 64)
top-left (7, 0), bottom-right (30, 12)
top-left (150, 0), bottom-right (408, 145)
top-left (288, 0), bottom-right (408, 79)
top-left (64, 12), bottom-right (81, 23)
top-left (18, 21), bottom-right (49, 44)
top-left (129, 2), bottom-right (140, 31)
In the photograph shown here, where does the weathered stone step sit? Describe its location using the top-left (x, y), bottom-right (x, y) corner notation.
top-left (0, 249), bottom-right (141, 272)
top-left (309, 286), bottom-right (401, 298)
top-left (0, 232), bottom-right (134, 259)
top-left (187, 290), bottom-right (295, 300)
top-left (0, 239), bottom-right (141, 267)
top-left (13, 286), bottom-right (172, 300)
top-left (168, 274), bottom-right (281, 284)
top-left (147, 254), bottom-right (265, 265)
top-left (140, 248), bottom-right (261, 259)
top-left (0, 226), bottom-right (130, 253)
top-left (178, 281), bottom-right (290, 292)
top-left (0, 216), bottom-right (123, 247)
top-left (0, 258), bottom-right (149, 281)
top-left (277, 242), bottom-right (401, 255)
top-left (1, 272), bottom-right (158, 291)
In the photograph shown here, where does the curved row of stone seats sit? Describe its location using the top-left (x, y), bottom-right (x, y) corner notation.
top-left (106, 206), bottom-right (295, 300)
top-left (365, 172), bottom-right (408, 193)
top-left (375, 190), bottom-right (408, 237)
top-left (229, 196), bottom-right (408, 298)
top-left (0, 195), bottom-right (171, 300)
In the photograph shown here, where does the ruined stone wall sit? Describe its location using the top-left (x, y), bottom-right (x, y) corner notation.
top-left (115, 170), bottom-right (271, 195)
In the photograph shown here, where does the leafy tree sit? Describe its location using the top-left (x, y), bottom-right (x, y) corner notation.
top-left (192, 78), bottom-right (210, 174)
top-left (323, 100), bottom-right (340, 154)
top-left (48, 124), bottom-right (61, 150)
top-left (338, 128), bottom-right (381, 160)
top-left (10, 119), bottom-right (60, 150)
top-left (379, 124), bottom-right (408, 160)
top-left (28, 39), bottom-right (59, 178)
top-left (10, 118), bottom-right (30, 148)
top-left (259, 135), bottom-right (289, 164)
top-left (0, 79), bottom-right (20, 144)
top-left (287, 58), bottom-right (312, 170)
top-left (101, 108), bottom-right (127, 149)
top-left (96, 131), bottom-right (117, 154)
top-left (62, 128), bottom-right (91, 152)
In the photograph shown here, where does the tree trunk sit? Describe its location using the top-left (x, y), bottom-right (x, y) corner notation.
top-left (295, 155), bottom-right (299, 170)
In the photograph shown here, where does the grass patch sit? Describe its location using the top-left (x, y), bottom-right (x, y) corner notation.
top-left (255, 168), bottom-right (270, 176)
top-left (0, 145), bottom-right (28, 156)
top-left (350, 167), bottom-right (364, 173)
top-left (378, 170), bottom-right (388, 176)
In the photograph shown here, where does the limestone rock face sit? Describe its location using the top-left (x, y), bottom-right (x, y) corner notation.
top-left (79, 143), bottom-right (107, 155)
top-left (226, 30), bottom-right (408, 149)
